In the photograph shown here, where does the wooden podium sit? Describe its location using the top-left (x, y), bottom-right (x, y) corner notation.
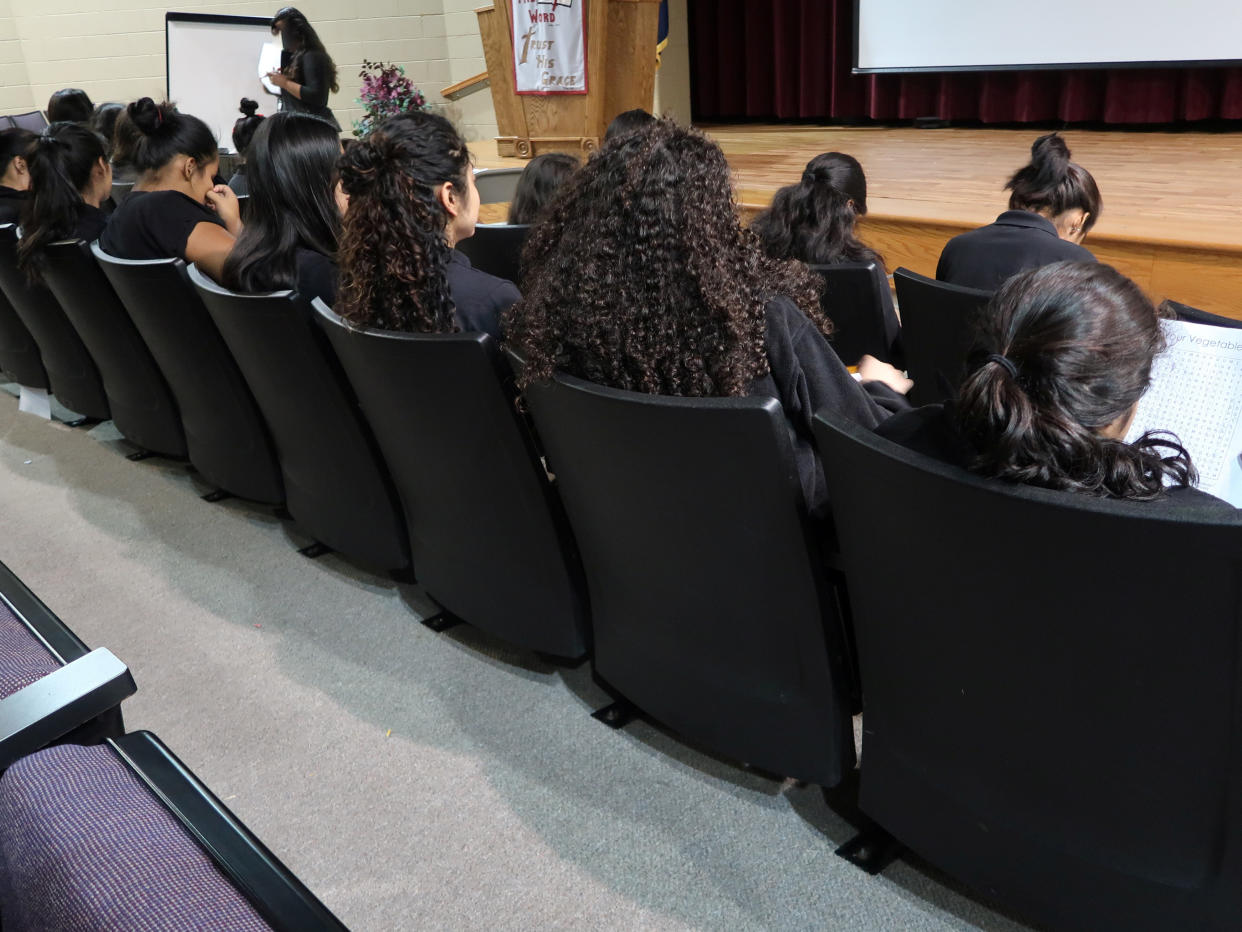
top-left (475, 0), bottom-right (660, 158)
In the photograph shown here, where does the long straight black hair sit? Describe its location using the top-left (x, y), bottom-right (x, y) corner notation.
top-left (272, 7), bottom-right (339, 94)
top-left (17, 123), bottom-right (107, 281)
top-left (222, 111), bottom-right (341, 294)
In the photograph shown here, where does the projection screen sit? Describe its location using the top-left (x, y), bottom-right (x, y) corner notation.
top-left (855, 0), bottom-right (1242, 73)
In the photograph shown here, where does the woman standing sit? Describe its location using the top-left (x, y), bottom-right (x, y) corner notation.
top-left (266, 7), bottom-right (340, 131)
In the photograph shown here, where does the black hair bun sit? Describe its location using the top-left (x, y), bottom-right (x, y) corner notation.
top-left (239, 98), bottom-right (259, 118)
top-left (337, 136), bottom-right (385, 194)
top-left (127, 97), bottom-right (163, 136)
top-left (1029, 133), bottom-right (1071, 175)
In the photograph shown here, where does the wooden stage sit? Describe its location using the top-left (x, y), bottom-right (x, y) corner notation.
top-left (474, 125), bottom-right (1242, 318)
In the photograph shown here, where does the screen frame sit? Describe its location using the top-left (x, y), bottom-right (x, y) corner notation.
top-left (851, 0), bottom-right (1242, 74)
top-left (165, 12), bottom-right (274, 100)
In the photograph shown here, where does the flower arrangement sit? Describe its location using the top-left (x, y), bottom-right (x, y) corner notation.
top-left (353, 59), bottom-right (427, 137)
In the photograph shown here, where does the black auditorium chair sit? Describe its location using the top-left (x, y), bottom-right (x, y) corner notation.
top-left (893, 267), bottom-right (990, 405)
top-left (810, 261), bottom-right (903, 367)
top-left (1162, 298), bottom-right (1242, 330)
top-left (0, 283), bottom-right (47, 389)
top-left (3, 111), bottom-right (47, 132)
top-left (109, 180), bottom-right (135, 205)
top-left (0, 558), bottom-right (136, 765)
top-left (316, 303), bottom-right (589, 657)
top-left (524, 372), bottom-right (856, 786)
top-left (92, 245), bottom-right (284, 504)
top-left (188, 266), bottom-right (409, 571)
top-left (0, 225), bottom-right (109, 420)
top-left (455, 223), bottom-right (529, 286)
top-left (42, 240), bottom-right (186, 458)
top-left (473, 167), bottom-right (523, 205)
top-left (813, 410), bottom-right (1242, 932)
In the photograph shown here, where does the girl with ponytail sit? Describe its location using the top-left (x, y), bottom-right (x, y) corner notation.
top-left (937, 133), bottom-right (1101, 291)
top-left (16, 123), bottom-right (113, 282)
top-left (98, 98), bottom-right (241, 281)
top-left (751, 152), bottom-right (883, 269)
top-left (227, 98), bottom-right (265, 196)
top-left (0, 128), bottom-right (37, 224)
top-left (336, 110), bottom-right (518, 337)
top-left (878, 261), bottom-right (1228, 508)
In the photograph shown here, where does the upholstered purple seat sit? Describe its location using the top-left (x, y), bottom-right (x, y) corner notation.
top-left (0, 743), bottom-right (271, 931)
top-left (0, 598), bottom-right (60, 699)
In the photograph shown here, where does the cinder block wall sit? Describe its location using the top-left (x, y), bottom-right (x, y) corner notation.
top-left (2, 0), bottom-right (500, 140)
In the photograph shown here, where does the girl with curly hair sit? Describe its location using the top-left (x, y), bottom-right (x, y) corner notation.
top-left (751, 151), bottom-right (883, 269)
top-left (505, 118), bottom-right (911, 515)
top-left (878, 261), bottom-right (1229, 509)
top-left (336, 110), bottom-right (518, 338)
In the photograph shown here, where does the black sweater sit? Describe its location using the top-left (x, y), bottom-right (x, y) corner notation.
top-left (936, 210), bottom-right (1095, 292)
top-left (280, 50), bottom-right (339, 130)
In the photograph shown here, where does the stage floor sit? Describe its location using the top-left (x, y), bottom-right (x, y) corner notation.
top-left (473, 125), bottom-right (1242, 316)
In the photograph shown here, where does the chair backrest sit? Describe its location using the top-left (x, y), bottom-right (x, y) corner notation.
top-left (0, 225), bottom-right (109, 418)
top-left (1164, 298), bottom-right (1242, 330)
top-left (188, 267), bottom-right (408, 570)
top-left (315, 303), bottom-right (588, 656)
top-left (0, 282), bottom-right (47, 389)
top-left (42, 240), bottom-right (186, 456)
top-left (454, 223), bottom-right (529, 286)
top-left (109, 180), bottom-right (134, 205)
top-left (4, 111), bottom-right (47, 132)
top-left (809, 261), bottom-right (902, 366)
top-left (92, 245), bottom-right (283, 503)
top-left (523, 372), bottom-right (855, 785)
top-left (893, 266), bottom-right (991, 405)
top-left (473, 167), bottom-right (523, 204)
top-left (812, 410), bottom-right (1242, 932)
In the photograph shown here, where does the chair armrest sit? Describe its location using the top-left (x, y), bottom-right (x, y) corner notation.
top-left (0, 648), bottom-right (136, 769)
top-left (111, 731), bottom-right (348, 932)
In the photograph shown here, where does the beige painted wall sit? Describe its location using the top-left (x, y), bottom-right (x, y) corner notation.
top-left (1, 0), bottom-right (693, 141)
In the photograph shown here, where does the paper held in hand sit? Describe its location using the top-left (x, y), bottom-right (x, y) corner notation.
top-left (258, 42), bottom-right (283, 96)
top-left (1125, 318), bottom-right (1242, 506)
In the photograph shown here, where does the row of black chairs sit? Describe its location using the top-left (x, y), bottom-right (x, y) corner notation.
top-left (0, 558), bottom-right (344, 929)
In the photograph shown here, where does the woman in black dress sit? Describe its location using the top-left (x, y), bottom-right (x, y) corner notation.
top-left (266, 7), bottom-right (340, 131)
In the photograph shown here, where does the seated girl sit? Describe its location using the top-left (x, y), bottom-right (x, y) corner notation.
top-left (227, 98), bottom-right (264, 196)
top-left (751, 152), bottom-right (884, 270)
top-left (877, 261), bottom-right (1228, 510)
top-left (221, 111), bottom-right (342, 306)
top-left (0, 128), bottom-right (36, 224)
top-left (16, 123), bottom-right (113, 280)
top-left (507, 152), bottom-right (577, 226)
top-left (336, 110), bottom-right (518, 338)
top-left (504, 118), bottom-right (912, 517)
top-left (937, 134), bottom-right (1099, 291)
top-left (98, 98), bottom-right (241, 281)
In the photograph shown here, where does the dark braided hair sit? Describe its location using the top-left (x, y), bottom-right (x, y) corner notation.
top-left (506, 118), bottom-right (824, 397)
top-left (336, 111), bottom-right (471, 332)
top-left (956, 261), bottom-right (1193, 500)
top-left (751, 151), bottom-right (884, 269)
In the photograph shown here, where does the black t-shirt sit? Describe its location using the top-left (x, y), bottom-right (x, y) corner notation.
top-left (280, 50), bottom-right (339, 130)
top-left (447, 249), bottom-right (520, 340)
top-left (99, 189), bottom-right (224, 262)
top-left (876, 402), bottom-right (1235, 513)
top-left (295, 247), bottom-right (337, 306)
top-left (0, 186), bottom-right (26, 225)
top-left (936, 210), bottom-right (1096, 292)
top-left (75, 204), bottom-right (108, 243)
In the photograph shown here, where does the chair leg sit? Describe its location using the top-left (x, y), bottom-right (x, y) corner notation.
top-left (61, 416), bottom-right (95, 428)
top-left (835, 825), bottom-right (902, 875)
top-left (421, 610), bottom-right (462, 633)
top-left (592, 700), bottom-right (637, 729)
top-left (201, 489), bottom-right (232, 503)
top-left (297, 541), bottom-right (332, 559)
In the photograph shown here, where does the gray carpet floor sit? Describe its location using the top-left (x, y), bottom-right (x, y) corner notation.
top-left (0, 391), bottom-right (1036, 932)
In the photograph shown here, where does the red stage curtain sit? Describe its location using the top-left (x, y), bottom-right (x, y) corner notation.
top-left (688, 0), bottom-right (1242, 124)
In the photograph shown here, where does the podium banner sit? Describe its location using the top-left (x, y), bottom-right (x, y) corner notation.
top-left (512, 0), bottom-right (588, 95)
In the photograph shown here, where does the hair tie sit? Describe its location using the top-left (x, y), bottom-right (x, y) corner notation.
top-left (155, 108), bottom-right (164, 128)
top-left (988, 353), bottom-right (1019, 378)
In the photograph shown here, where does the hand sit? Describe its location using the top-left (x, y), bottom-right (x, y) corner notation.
top-left (265, 70), bottom-right (288, 90)
top-left (205, 184), bottom-right (243, 236)
top-left (857, 354), bottom-right (913, 395)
